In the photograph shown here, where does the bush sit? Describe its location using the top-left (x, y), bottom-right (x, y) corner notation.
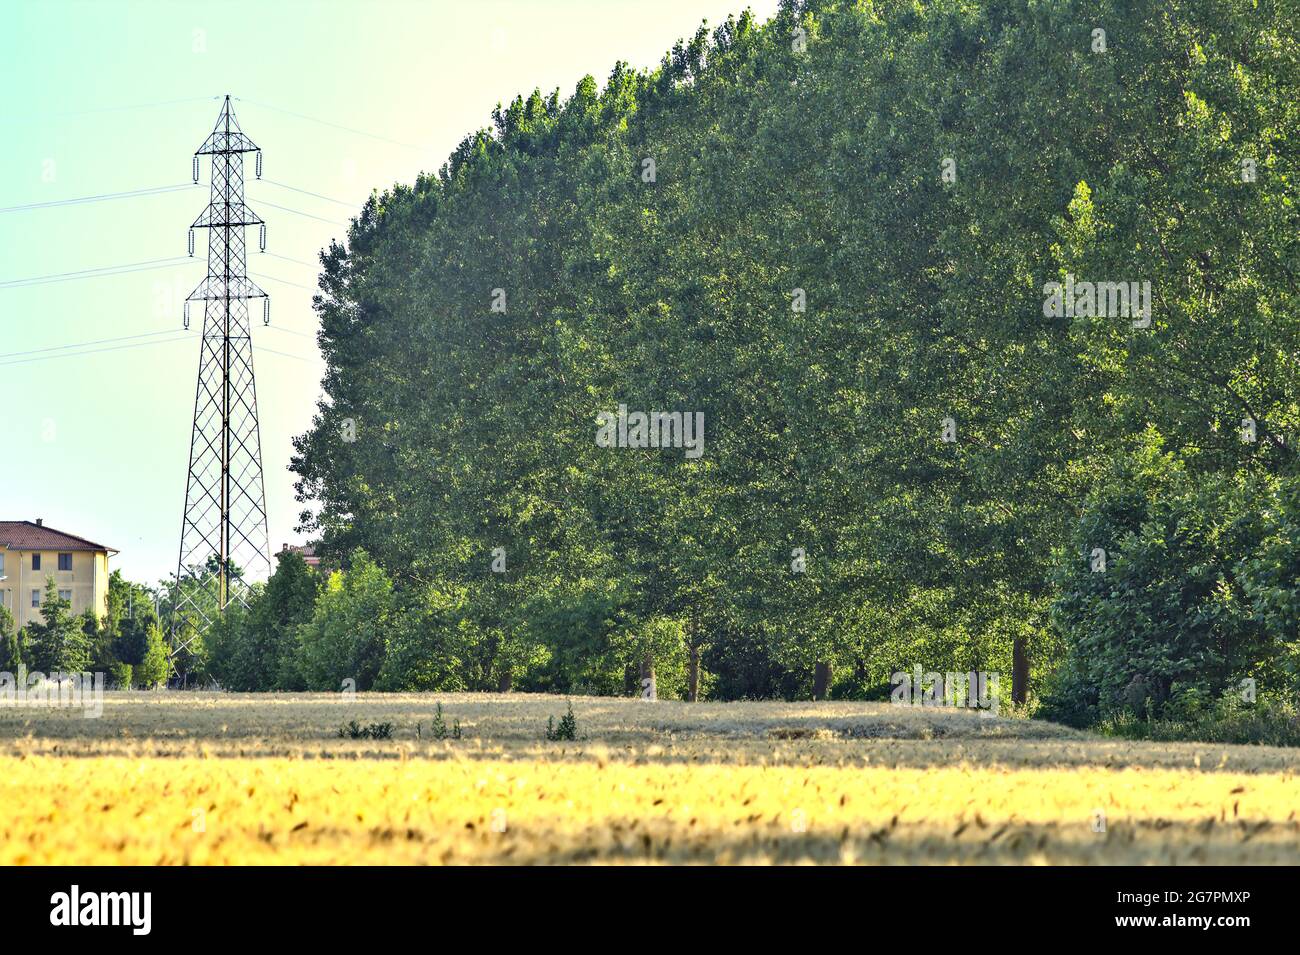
top-left (337, 720), bottom-right (394, 740)
top-left (428, 702), bottom-right (460, 740)
top-left (545, 701), bottom-right (577, 741)
top-left (1098, 689), bottom-right (1300, 747)
top-left (108, 661), bottom-right (132, 689)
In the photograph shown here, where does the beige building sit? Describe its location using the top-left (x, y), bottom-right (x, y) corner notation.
top-left (0, 520), bottom-right (116, 630)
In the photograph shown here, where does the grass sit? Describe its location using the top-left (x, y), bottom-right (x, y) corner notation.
top-left (1, 692), bottom-right (1298, 864)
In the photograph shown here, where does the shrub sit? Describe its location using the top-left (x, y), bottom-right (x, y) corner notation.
top-left (108, 661), bottom-right (132, 689)
top-left (1098, 689), bottom-right (1300, 747)
top-left (429, 702), bottom-right (462, 740)
top-left (545, 701), bottom-right (577, 741)
top-left (337, 720), bottom-right (394, 740)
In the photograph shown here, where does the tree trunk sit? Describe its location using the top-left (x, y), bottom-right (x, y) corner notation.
top-left (1012, 637), bottom-right (1028, 706)
top-left (687, 644), bottom-right (700, 703)
top-left (639, 652), bottom-right (657, 701)
top-left (812, 660), bottom-right (832, 701)
top-left (497, 666), bottom-right (513, 694)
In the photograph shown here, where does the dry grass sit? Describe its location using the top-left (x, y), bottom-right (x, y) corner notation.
top-left (1, 692), bottom-right (1298, 864)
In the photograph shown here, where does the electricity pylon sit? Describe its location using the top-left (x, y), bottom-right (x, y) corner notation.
top-left (171, 95), bottom-right (271, 662)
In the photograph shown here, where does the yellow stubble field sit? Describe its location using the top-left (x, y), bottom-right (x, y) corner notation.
top-left (1, 692), bottom-right (1297, 864)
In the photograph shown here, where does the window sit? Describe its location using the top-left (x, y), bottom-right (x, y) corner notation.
top-left (31, 554), bottom-right (40, 571)
top-left (0, 553), bottom-right (5, 575)
top-left (58, 590), bottom-right (72, 602)
top-left (31, 590), bottom-right (40, 608)
top-left (58, 553), bottom-right (72, 571)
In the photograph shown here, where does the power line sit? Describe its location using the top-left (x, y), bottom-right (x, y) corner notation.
top-left (237, 96), bottom-right (424, 150)
top-left (0, 328), bottom-right (182, 360)
top-left (258, 178), bottom-right (356, 208)
top-left (251, 271), bottom-right (315, 291)
top-left (0, 247), bottom-right (327, 291)
top-left (0, 319), bottom-right (319, 363)
top-left (255, 198), bottom-right (349, 226)
top-left (264, 251), bottom-right (321, 269)
top-left (0, 176), bottom-right (352, 231)
top-left (0, 257), bottom-right (192, 289)
top-left (1, 91), bottom-right (423, 156)
top-left (0, 324), bottom-right (321, 374)
top-left (254, 343), bottom-right (320, 363)
top-left (0, 333), bottom-right (194, 368)
top-left (263, 323), bottom-right (318, 340)
top-left (0, 183), bottom-right (199, 214)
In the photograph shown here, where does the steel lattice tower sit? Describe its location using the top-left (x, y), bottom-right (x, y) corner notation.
top-left (172, 95), bottom-right (271, 656)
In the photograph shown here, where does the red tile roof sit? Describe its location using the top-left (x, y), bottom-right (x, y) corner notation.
top-left (0, 521), bottom-right (115, 553)
top-left (278, 543), bottom-right (322, 567)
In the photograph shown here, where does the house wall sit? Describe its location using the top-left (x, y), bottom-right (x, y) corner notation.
top-left (0, 548), bottom-right (109, 631)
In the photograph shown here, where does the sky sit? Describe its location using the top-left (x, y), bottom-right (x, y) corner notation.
top-left (0, 0), bottom-right (781, 584)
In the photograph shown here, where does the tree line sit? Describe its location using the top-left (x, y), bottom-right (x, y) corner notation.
top-left (281, 0), bottom-right (1299, 723)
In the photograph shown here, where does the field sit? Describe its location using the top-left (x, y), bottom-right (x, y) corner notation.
top-left (2, 693), bottom-right (1299, 864)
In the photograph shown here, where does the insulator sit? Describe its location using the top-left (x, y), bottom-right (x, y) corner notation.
top-left (255, 150), bottom-right (263, 179)
top-left (259, 223), bottom-right (266, 252)
top-left (188, 229), bottom-right (195, 257)
top-left (263, 298), bottom-right (270, 326)
top-left (192, 156), bottom-right (199, 183)
top-left (183, 301), bottom-right (190, 330)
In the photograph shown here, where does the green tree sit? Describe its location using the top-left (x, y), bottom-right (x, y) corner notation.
top-left (107, 570), bottom-right (160, 667)
top-left (136, 623), bottom-right (169, 689)
top-left (208, 554), bottom-right (319, 691)
top-left (258, 551), bottom-right (319, 689)
top-left (0, 606), bottom-right (23, 672)
top-left (296, 549), bottom-right (393, 691)
top-left (27, 580), bottom-right (91, 673)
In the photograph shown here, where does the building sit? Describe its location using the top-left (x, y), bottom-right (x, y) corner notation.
top-left (278, 542), bottom-right (323, 571)
top-left (0, 520), bottom-right (116, 630)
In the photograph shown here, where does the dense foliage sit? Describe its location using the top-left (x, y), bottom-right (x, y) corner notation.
top-left (263, 0), bottom-right (1300, 718)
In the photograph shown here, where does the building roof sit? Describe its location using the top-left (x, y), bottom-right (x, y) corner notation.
top-left (0, 521), bottom-right (116, 553)
top-left (279, 543), bottom-right (322, 566)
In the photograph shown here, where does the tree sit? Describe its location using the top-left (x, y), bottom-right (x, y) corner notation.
top-left (1045, 441), bottom-right (1272, 725)
top-left (136, 623), bottom-right (169, 689)
top-left (209, 554), bottom-right (320, 691)
top-left (0, 606), bottom-right (23, 672)
top-left (257, 551), bottom-right (319, 689)
top-left (107, 570), bottom-right (159, 666)
top-left (296, 549), bottom-right (393, 691)
top-left (80, 608), bottom-right (114, 674)
top-left (27, 580), bottom-right (90, 674)
top-left (204, 600), bottom-right (256, 690)
top-left (374, 583), bottom-right (471, 692)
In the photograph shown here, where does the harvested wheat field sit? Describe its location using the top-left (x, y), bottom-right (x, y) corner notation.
top-left (2, 693), bottom-right (1298, 864)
